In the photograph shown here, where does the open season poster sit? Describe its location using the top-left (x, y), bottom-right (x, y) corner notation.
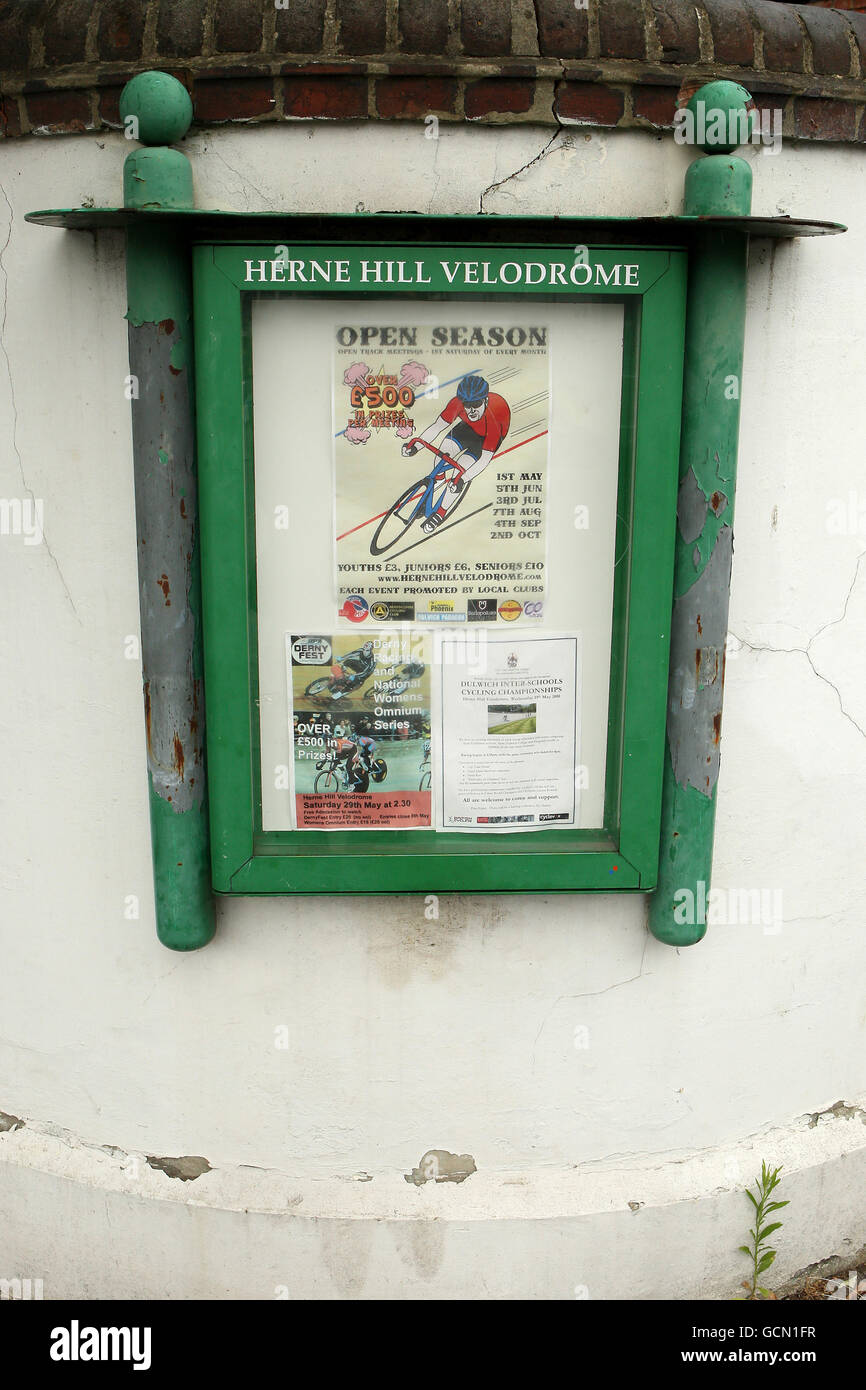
top-left (333, 320), bottom-right (550, 626)
top-left (287, 631), bottom-right (431, 830)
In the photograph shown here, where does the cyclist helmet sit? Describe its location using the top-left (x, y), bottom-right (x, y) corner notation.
top-left (457, 374), bottom-right (489, 407)
top-left (362, 641), bottom-right (374, 656)
top-left (333, 723), bottom-right (345, 738)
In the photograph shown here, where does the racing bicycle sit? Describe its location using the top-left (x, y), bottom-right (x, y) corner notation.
top-left (314, 753), bottom-right (388, 794)
top-left (370, 438), bottom-right (473, 556)
top-left (304, 660), bottom-right (425, 703)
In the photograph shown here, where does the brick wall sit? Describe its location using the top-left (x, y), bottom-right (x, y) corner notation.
top-left (1, 0), bottom-right (866, 143)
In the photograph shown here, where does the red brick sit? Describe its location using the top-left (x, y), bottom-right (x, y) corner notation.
top-left (794, 98), bottom-right (857, 142)
top-left (535, 0), bottom-right (589, 59)
top-left (25, 88), bottom-right (91, 132)
top-left (275, 0), bottom-right (327, 54)
top-left (555, 81), bottom-right (624, 126)
top-left (464, 79), bottom-right (533, 119)
top-left (43, 0), bottom-right (91, 66)
top-left (797, 8), bottom-right (853, 77)
top-left (0, 0), bottom-right (35, 70)
top-left (214, 0), bottom-right (263, 54)
top-left (702, 0), bottom-right (754, 67)
top-left (97, 0), bottom-right (145, 63)
top-left (335, 0), bottom-right (386, 55)
top-left (598, 0), bottom-right (646, 60)
top-left (282, 76), bottom-right (367, 120)
top-left (375, 77), bottom-right (457, 120)
top-left (747, 1), bottom-right (805, 72)
top-left (194, 79), bottom-right (276, 123)
top-left (633, 84), bottom-right (679, 127)
top-left (462, 0), bottom-right (511, 58)
top-left (651, 0), bottom-right (701, 63)
top-left (0, 95), bottom-right (22, 138)
top-left (399, 0), bottom-right (449, 55)
top-left (156, 1), bottom-right (204, 59)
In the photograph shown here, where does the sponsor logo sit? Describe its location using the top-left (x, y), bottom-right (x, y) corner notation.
top-left (428, 599), bottom-right (455, 612)
top-left (498, 599), bottom-right (522, 621)
top-left (291, 636), bottom-right (332, 666)
top-left (339, 594), bottom-right (369, 623)
top-left (507, 653), bottom-right (518, 669)
top-left (417, 611), bottom-right (466, 622)
top-left (539, 812), bottom-right (570, 822)
top-left (468, 598), bottom-right (499, 622)
top-left (523, 601), bottom-right (544, 619)
top-left (369, 600), bottom-right (415, 622)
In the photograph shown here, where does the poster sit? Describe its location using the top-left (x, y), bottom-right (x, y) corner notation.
top-left (333, 320), bottom-right (550, 626)
top-left (287, 631), bottom-right (431, 830)
top-left (439, 636), bottom-right (579, 831)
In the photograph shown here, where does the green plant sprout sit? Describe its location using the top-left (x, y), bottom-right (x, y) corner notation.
top-left (739, 1162), bottom-right (789, 1299)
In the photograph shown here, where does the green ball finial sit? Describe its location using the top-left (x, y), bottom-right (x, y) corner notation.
top-left (119, 71), bottom-right (193, 146)
top-left (686, 80), bottom-right (754, 156)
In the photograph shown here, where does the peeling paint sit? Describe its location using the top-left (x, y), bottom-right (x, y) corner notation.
top-left (0, 1110), bottom-right (24, 1133)
top-left (806, 1100), bottom-right (866, 1129)
top-left (128, 317), bottom-right (204, 815)
top-left (145, 1154), bottom-right (211, 1182)
top-left (404, 1149), bottom-right (477, 1185)
top-left (677, 467), bottom-right (709, 544)
top-left (667, 527), bottom-right (733, 796)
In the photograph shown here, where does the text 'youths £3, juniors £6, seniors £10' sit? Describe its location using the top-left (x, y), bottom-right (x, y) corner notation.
top-left (333, 320), bottom-right (550, 627)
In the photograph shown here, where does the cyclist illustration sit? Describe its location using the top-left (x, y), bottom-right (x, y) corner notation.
top-left (401, 374), bottom-right (511, 535)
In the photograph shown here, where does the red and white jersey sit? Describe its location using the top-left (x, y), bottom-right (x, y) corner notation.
top-left (441, 393), bottom-right (511, 453)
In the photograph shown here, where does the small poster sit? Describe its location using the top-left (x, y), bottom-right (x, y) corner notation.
top-left (333, 320), bottom-right (550, 626)
top-left (287, 632), bottom-right (431, 830)
top-left (439, 636), bottom-right (579, 831)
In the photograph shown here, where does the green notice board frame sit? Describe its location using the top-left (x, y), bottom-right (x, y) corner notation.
top-left (193, 236), bottom-right (687, 895)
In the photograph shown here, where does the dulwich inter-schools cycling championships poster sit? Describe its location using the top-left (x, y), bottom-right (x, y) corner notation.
top-left (333, 319), bottom-right (550, 626)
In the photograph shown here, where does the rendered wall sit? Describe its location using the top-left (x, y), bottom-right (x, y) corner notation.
top-left (0, 119), bottom-right (864, 1298)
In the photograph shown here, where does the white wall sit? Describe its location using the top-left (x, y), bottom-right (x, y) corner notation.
top-left (1, 121), bottom-right (864, 1298)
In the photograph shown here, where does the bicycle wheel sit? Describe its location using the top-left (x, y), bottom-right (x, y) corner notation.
top-left (419, 769), bottom-right (431, 791)
top-left (305, 677), bottom-right (333, 698)
top-left (370, 759), bottom-right (387, 784)
top-left (348, 769), bottom-right (369, 793)
top-left (314, 769), bottom-right (338, 792)
top-left (370, 479), bottom-right (428, 556)
top-left (431, 471), bottom-right (472, 526)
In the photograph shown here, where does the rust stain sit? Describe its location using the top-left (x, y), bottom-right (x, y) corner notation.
top-left (158, 318), bottom-right (176, 335)
top-left (157, 573), bottom-right (171, 605)
top-left (168, 363), bottom-right (181, 376)
top-left (712, 712), bottom-right (722, 744)
top-left (173, 735), bottom-right (185, 781)
top-left (696, 615), bottom-right (703, 636)
top-left (180, 497), bottom-right (187, 519)
top-left (696, 648), bottom-right (702, 681)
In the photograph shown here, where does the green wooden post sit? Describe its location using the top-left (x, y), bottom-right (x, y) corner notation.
top-left (649, 82), bottom-right (754, 946)
top-left (121, 72), bottom-right (215, 950)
